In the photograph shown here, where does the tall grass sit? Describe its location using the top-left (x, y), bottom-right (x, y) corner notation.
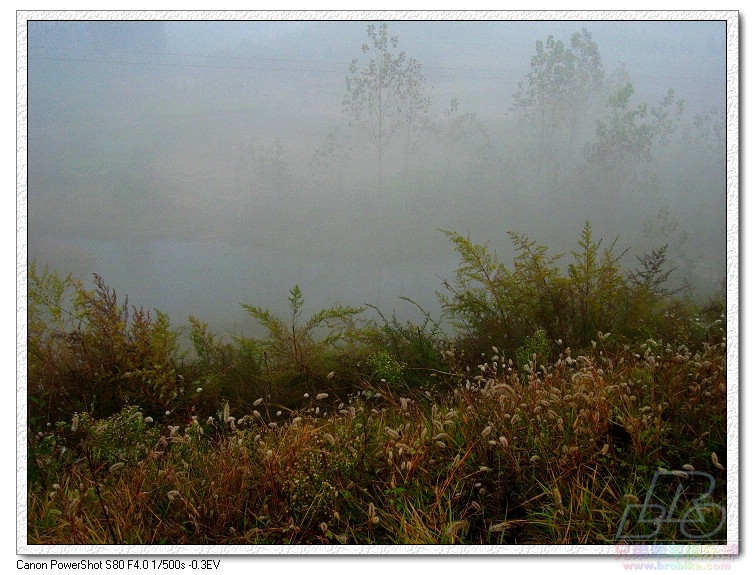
top-left (28, 336), bottom-right (726, 545)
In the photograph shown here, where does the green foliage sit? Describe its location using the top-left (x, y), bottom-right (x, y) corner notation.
top-left (27, 265), bottom-right (182, 426)
top-left (437, 229), bottom-right (511, 350)
top-left (365, 297), bottom-right (448, 389)
top-left (241, 285), bottom-right (366, 405)
top-left (440, 221), bottom-right (703, 358)
top-left (185, 316), bottom-right (262, 412)
top-left (76, 405), bottom-right (160, 467)
top-left (367, 350), bottom-right (406, 387)
top-left (567, 221), bottom-right (628, 345)
top-left (515, 329), bottom-right (551, 373)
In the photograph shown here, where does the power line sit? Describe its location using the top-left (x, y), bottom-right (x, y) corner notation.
top-left (27, 51), bottom-right (722, 85)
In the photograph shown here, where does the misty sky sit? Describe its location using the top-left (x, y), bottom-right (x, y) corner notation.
top-left (24, 16), bottom-right (730, 340)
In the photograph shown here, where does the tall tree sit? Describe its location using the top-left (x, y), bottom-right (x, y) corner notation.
top-left (343, 23), bottom-right (429, 192)
top-left (511, 28), bottom-right (604, 193)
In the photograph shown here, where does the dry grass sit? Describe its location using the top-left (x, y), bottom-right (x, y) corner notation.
top-left (27, 334), bottom-right (727, 545)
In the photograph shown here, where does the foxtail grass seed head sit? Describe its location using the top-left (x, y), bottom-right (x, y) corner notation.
top-left (623, 494), bottom-right (640, 504)
top-left (109, 462), bottom-right (125, 472)
top-left (303, 393), bottom-right (310, 399)
top-left (223, 402), bottom-right (230, 423)
top-left (316, 393), bottom-right (329, 401)
top-left (682, 464), bottom-right (695, 471)
top-left (327, 371), bottom-right (336, 380)
top-left (253, 398), bottom-right (264, 406)
top-left (712, 452), bottom-right (725, 470)
top-left (553, 487), bottom-right (563, 512)
top-left (167, 490), bottom-right (179, 501)
top-left (71, 414), bottom-right (79, 433)
top-left (144, 416), bottom-right (153, 424)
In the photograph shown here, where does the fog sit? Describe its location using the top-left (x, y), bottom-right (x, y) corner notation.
top-left (25, 18), bottom-right (728, 340)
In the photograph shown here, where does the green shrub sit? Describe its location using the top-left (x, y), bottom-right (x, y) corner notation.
top-left (27, 265), bottom-right (182, 427)
top-left (241, 285), bottom-right (366, 406)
